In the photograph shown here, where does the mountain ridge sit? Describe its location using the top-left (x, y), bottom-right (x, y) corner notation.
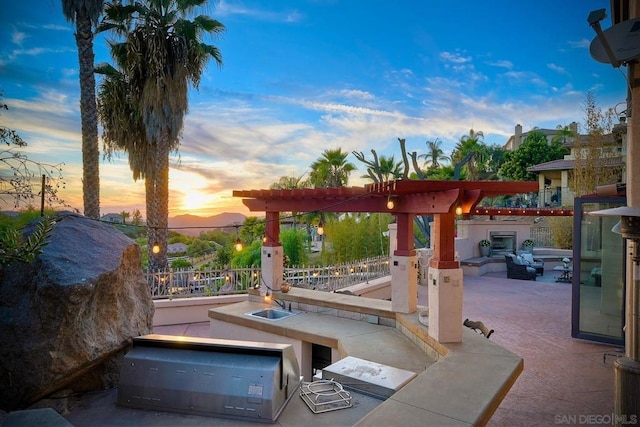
top-left (168, 212), bottom-right (247, 236)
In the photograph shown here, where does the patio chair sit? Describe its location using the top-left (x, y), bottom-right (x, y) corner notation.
top-left (505, 254), bottom-right (537, 281)
top-left (516, 252), bottom-right (544, 276)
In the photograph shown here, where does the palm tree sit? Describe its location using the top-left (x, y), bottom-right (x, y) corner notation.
top-left (420, 139), bottom-right (449, 169)
top-left (270, 174), bottom-right (310, 228)
top-left (97, 0), bottom-right (225, 270)
top-left (309, 148), bottom-right (357, 188)
top-left (61, 0), bottom-right (104, 219)
top-left (552, 124), bottom-right (575, 145)
top-left (270, 174), bottom-right (310, 190)
top-left (451, 129), bottom-right (487, 180)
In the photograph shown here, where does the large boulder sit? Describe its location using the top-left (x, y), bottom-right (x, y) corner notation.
top-left (0, 213), bottom-right (154, 411)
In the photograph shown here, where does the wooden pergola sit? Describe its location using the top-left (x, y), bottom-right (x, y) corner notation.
top-left (233, 179), bottom-right (539, 269)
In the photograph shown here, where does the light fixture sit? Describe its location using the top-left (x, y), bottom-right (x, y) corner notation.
top-left (386, 195), bottom-right (395, 210)
top-left (455, 205), bottom-right (463, 216)
top-left (317, 221), bottom-right (324, 236)
top-left (152, 242), bottom-right (160, 254)
top-left (233, 223), bottom-right (242, 251)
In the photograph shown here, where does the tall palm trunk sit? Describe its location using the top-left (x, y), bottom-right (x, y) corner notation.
top-left (147, 141), bottom-right (170, 271)
top-left (75, 12), bottom-right (100, 219)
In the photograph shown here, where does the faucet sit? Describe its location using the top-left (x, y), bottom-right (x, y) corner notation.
top-left (273, 298), bottom-right (291, 311)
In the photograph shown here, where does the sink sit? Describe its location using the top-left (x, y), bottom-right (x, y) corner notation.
top-left (245, 308), bottom-right (300, 321)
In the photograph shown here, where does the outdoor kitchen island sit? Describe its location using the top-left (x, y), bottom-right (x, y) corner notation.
top-left (208, 286), bottom-right (523, 426)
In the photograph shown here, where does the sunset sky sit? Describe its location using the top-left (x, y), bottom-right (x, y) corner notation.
top-left (0, 0), bottom-right (628, 219)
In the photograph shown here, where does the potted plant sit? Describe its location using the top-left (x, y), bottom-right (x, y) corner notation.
top-left (479, 239), bottom-right (491, 257)
top-left (521, 239), bottom-right (535, 253)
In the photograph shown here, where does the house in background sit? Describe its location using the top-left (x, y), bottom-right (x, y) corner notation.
top-left (100, 213), bottom-right (124, 224)
top-left (502, 122), bottom-right (626, 208)
top-left (167, 243), bottom-right (188, 254)
top-left (503, 122), bottom-right (578, 151)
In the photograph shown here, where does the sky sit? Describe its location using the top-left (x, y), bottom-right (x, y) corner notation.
top-left (0, 0), bottom-right (630, 219)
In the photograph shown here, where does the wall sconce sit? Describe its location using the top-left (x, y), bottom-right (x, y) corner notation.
top-left (455, 205), bottom-right (463, 216)
top-left (317, 222), bottom-right (324, 236)
top-left (152, 242), bottom-right (160, 254)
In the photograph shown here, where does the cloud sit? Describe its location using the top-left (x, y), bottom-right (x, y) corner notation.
top-left (487, 59), bottom-right (513, 69)
top-left (215, 0), bottom-right (303, 23)
top-left (568, 38), bottom-right (590, 49)
top-left (547, 63), bottom-right (569, 75)
top-left (11, 29), bottom-right (26, 46)
top-left (440, 51), bottom-right (472, 64)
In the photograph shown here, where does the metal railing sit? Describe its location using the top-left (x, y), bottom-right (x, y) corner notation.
top-left (146, 255), bottom-right (391, 299)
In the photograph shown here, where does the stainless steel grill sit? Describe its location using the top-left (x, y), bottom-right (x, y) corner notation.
top-left (118, 334), bottom-right (301, 423)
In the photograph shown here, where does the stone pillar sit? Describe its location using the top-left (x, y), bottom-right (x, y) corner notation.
top-left (416, 248), bottom-right (433, 286)
top-left (428, 267), bottom-right (463, 343)
top-left (388, 223), bottom-right (398, 254)
top-left (429, 213), bottom-right (464, 343)
top-left (390, 214), bottom-right (417, 314)
top-left (261, 245), bottom-right (284, 291)
top-left (391, 254), bottom-right (418, 313)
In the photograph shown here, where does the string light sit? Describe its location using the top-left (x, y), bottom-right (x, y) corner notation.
top-left (152, 242), bottom-right (160, 254)
top-left (455, 205), bottom-right (463, 216)
top-left (317, 221), bottom-right (324, 236)
top-left (386, 195), bottom-right (395, 210)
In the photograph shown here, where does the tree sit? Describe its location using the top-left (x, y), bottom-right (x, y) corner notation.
top-left (269, 174), bottom-right (309, 228)
top-left (61, 0), bottom-right (103, 219)
top-left (97, 0), bottom-right (225, 271)
top-left (420, 139), bottom-right (449, 169)
top-left (484, 144), bottom-right (506, 179)
top-left (120, 211), bottom-right (130, 224)
top-left (1, 95), bottom-right (67, 210)
top-left (309, 148), bottom-right (356, 188)
top-left (570, 92), bottom-right (622, 197)
top-left (0, 212), bottom-right (56, 268)
top-left (352, 150), bottom-right (404, 183)
top-left (270, 174), bottom-right (309, 190)
top-left (451, 129), bottom-right (487, 180)
top-left (280, 228), bottom-right (308, 266)
top-left (552, 124), bottom-right (575, 145)
top-left (131, 209), bottom-right (142, 226)
top-left (499, 130), bottom-right (567, 181)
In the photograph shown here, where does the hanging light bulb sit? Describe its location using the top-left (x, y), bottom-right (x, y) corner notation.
top-left (234, 237), bottom-right (243, 252)
top-left (386, 195), bottom-right (395, 210)
top-left (317, 221), bottom-right (324, 236)
top-left (152, 242), bottom-right (160, 254)
top-left (455, 205), bottom-right (463, 216)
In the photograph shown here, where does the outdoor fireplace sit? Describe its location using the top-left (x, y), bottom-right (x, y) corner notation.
top-left (490, 231), bottom-right (516, 256)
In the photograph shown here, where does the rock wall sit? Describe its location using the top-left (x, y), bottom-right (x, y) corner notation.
top-left (0, 213), bottom-right (154, 411)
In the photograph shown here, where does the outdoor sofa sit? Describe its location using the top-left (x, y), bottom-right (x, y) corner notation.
top-left (505, 254), bottom-right (537, 281)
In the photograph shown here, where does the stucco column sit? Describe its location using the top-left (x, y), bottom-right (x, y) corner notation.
top-left (261, 246), bottom-right (284, 292)
top-left (428, 212), bottom-right (464, 343)
top-left (391, 214), bottom-right (417, 314)
top-left (262, 211), bottom-right (283, 291)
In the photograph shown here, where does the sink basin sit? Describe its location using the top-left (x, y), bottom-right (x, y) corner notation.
top-left (246, 308), bottom-right (300, 321)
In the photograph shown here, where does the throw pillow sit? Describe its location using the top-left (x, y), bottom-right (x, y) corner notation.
top-left (522, 253), bottom-right (534, 265)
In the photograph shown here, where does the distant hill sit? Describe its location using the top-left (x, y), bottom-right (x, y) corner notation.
top-left (168, 212), bottom-right (247, 236)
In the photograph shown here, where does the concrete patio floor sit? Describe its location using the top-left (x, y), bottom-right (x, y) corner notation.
top-left (154, 270), bottom-right (621, 426)
top-left (433, 271), bottom-right (620, 427)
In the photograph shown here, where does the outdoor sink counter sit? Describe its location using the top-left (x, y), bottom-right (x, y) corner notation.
top-left (208, 287), bottom-right (523, 426)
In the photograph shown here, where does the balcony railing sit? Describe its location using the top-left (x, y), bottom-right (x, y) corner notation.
top-left (146, 255), bottom-right (391, 299)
